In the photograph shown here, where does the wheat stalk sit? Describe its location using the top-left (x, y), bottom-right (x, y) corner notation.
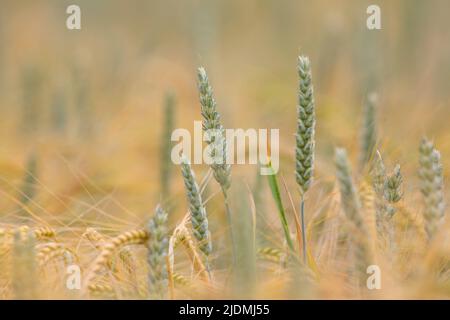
top-left (11, 228), bottom-right (38, 299)
top-left (295, 55), bottom-right (316, 263)
top-left (335, 148), bottom-right (372, 283)
top-left (19, 152), bottom-right (38, 216)
top-left (359, 181), bottom-right (377, 255)
top-left (335, 149), bottom-right (365, 229)
top-left (160, 92), bottom-right (176, 200)
top-left (359, 93), bottom-right (378, 171)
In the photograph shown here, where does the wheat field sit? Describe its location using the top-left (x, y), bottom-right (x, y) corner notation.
top-left (0, 0), bottom-right (449, 300)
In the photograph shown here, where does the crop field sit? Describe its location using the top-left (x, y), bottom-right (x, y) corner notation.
top-left (0, 0), bottom-right (449, 300)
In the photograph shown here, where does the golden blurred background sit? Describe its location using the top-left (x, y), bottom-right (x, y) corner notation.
top-left (0, 0), bottom-right (449, 299)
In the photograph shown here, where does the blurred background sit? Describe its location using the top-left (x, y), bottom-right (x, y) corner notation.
top-left (0, 0), bottom-right (449, 239)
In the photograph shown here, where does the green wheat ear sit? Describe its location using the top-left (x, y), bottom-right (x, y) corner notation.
top-left (147, 205), bottom-right (169, 300)
top-left (197, 66), bottom-right (235, 265)
top-left (419, 138), bottom-right (446, 240)
top-left (197, 67), bottom-right (231, 191)
top-left (180, 155), bottom-right (212, 257)
top-left (295, 56), bottom-right (315, 194)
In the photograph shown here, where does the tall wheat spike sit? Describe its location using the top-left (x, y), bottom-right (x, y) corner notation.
top-left (180, 156), bottom-right (212, 259)
top-left (359, 93), bottom-right (378, 171)
top-left (419, 138), bottom-right (446, 239)
top-left (197, 66), bottom-right (234, 263)
top-left (295, 55), bottom-right (316, 263)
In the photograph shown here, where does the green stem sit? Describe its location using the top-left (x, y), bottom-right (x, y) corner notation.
top-left (300, 195), bottom-right (307, 264)
top-left (222, 188), bottom-right (237, 267)
top-left (267, 172), bottom-right (294, 251)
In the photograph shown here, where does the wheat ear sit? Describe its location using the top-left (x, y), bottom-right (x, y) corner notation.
top-left (36, 242), bottom-right (75, 267)
top-left (419, 138), bottom-right (446, 240)
top-left (84, 229), bottom-right (148, 293)
top-left (168, 214), bottom-right (210, 281)
top-left (180, 156), bottom-right (212, 259)
top-left (384, 164), bottom-right (403, 215)
top-left (147, 205), bottom-right (169, 299)
top-left (197, 67), bottom-right (231, 190)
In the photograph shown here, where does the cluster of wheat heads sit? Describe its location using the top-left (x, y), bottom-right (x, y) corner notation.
top-left (0, 55), bottom-right (448, 300)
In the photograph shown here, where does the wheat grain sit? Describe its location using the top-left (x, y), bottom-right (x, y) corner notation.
top-left (257, 247), bottom-right (285, 263)
top-left (173, 273), bottom-right (190, 287)
top-left (88, 283), bottom-right (116, 299)
top-left (36, 242), bottom-right (75, 267)
top-left (33, 226), bottom-right (56, 241)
